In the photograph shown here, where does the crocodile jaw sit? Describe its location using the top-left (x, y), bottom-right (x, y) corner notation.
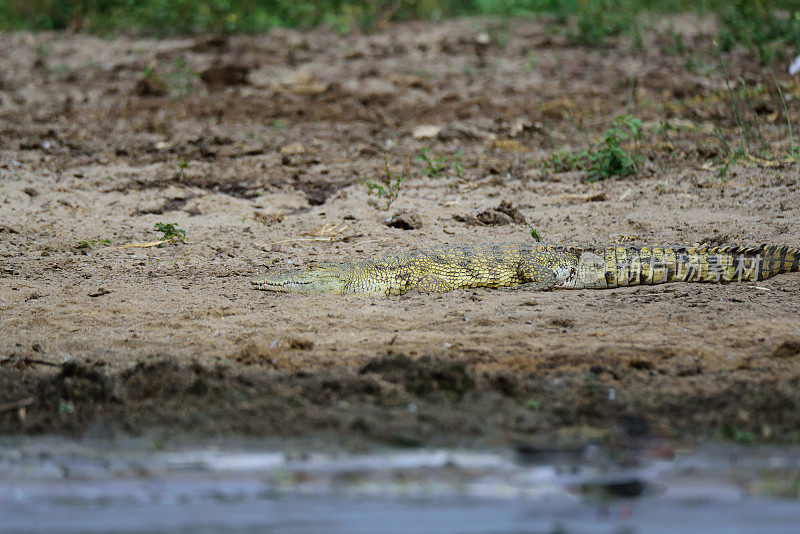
top-left (251, 266), bottom-right (347, 294)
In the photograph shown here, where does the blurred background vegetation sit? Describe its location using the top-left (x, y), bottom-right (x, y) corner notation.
top-left (0, 0), bottom-right (798, 62)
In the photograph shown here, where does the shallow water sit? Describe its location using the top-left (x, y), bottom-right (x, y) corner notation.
top-left (1, 438), bottom-right (799, 533)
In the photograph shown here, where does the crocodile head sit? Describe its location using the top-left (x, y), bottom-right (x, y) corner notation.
top-left (251, 263), bottom-right (347, 294)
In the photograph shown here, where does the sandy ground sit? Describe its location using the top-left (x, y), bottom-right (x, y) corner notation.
top-left (1, 17), bottom-right (799, 446)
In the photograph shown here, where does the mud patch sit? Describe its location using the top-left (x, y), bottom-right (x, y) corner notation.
top-left (2, 354), bottom-right (799, 444)
top-left (360, 353), bottom-right (475, 397)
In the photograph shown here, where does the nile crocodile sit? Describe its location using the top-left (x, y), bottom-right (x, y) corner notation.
top-left (251, 242), bottom-right (800, 297)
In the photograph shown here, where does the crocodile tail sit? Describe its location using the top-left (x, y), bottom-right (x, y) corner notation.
top-left (602, 243), bottom-right (799, 286)
top-left (689, 243), bottom-right (800, 282)
top-left (758, 244), bottom-right (800, 280)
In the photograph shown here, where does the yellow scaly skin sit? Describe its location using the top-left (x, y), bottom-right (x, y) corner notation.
top-left (251, 242), bottom-right (800, 297)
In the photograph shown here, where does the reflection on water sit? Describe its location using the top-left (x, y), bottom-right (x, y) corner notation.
top-left (0, 438), bottom-right (799, 533)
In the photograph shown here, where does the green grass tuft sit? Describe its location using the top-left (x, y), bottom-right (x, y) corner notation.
top-left (361, 157), bottom-right (406, 210)
top-left (547, 115), bottom-right (643, 182)
top-left (0, 0), bottom-right (796, 68)
top-left (153, 222), bottom-right (186, 246)
top-left (417, 147), bottom-right (447, 179)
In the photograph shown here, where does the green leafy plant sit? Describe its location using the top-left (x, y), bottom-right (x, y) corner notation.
top-left (1, 0), bottom-right (797, 58)
top-left (165, 56), bottom-right (197, 99)
top-left (524, 50), bottom-right (538, 72)
top-left (711, 51), bottom-right (799, 171)
top-left (774, 74), bottom-right (799, 161)
top-left (524, 399), bottom-right (541, 409)
top-left (715, 46), bottom-right (757, 160)
top-left (583, 115), bottom-right (643, 181)
top-left (361, 157), bottom-right (406, 210)
top-left (715, 157), bottom-right (738, 181)
top-left (153, 222), bottom-right (186, 246)
top-left (177, 158), bottom-right (189, 179)
top-left (137, 63), bottom-right (168, 95)
top-left (547, 149), bottom-right (582, 173)
top-left (47, 63), bottom-right (72, 75)
top-left (453, 149), bottom-right (464, 178)
top-left (487, 19), bottom-right (510, 48)
top-left (568, 0), bottom-right (638, 47)
top-left (142, 63), bottom-right (155, 77)
top-left (546, 115), bottom-right (643, 182)
top-left (35, 43), bottom-right (51, 57)
top-left (527, 226), bottom-right (542, 242)
top-left (662, 27), bottom-right (687, 56)
top-left (417, 147), bottom-right (447, 178)
top-left (724, 425), bottom-right (756, 445)
top-left (717, 0), bottom-right (800, 64)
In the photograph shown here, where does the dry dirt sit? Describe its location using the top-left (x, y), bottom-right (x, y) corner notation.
top-left (1, 17), bottom-right (799, 447)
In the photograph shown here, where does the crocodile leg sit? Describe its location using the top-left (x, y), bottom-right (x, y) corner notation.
top-left (517, 251), bottom-right (575, 289)
top-left (510, 258), bottom-right (559, 291)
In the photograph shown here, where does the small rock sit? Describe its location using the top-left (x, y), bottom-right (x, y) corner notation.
top-left (284, 70), bottom-right (328, 96)
top-left (437, 122), bottom-right (493, 141)
top-left (509, 119), bottom-right (542, 136)
top-left (390, 74), bottom-right (428, 89)
top-left (23, 187), bottom-right (39, 197)
top-left (280, 143), bottom-right (306, 156)
top-left (134, 75), bottom-right (167, 97)
top-left (412, 125), bottom-right (442, 139)
top-left (475, 32), bottom-right (491, 45)
top-left (200, 64), bottom-right (250, 87)
top-left (452, 214), bottom-right (482, 226)
top-left (476, 210), bottom-right (514, 226)
top-left (494, 200), bottom-right (526, 224)
top-left (189, 35), bottom-right (229, 53)
top-left (772, 340), bottom-right (800, 358)
top-left (135, 199), bottom-right (168, 215)
top-left (459, 201), bottom-right (526, 227)
top-left (550, 317), bottom-right (574, 329)
top-left (345, 78), bottom-right (396, 100)
top-left (385, 211), bottom-right (422, 230)
top-left (88, 288), bottom-right (111, 298)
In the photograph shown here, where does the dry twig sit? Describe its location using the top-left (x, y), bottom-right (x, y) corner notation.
top-left (108, 237), bottom-right (185, 250)
top-left (262, 223), bottom-right (351, 246)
